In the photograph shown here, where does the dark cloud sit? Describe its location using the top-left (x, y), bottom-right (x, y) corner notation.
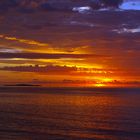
top-left (0, 0), bottom-right (124, 13)
top-left (106, 80), bottom-right (140, 87)
top-left (0, 65), bottom-right (77, 74)
top-left (0, 0), bottom-right (18, 12)
top-left (0, 0), bottom-right (18, 7)
top-left (0, 64), bottom-right (113, 76)
top-left (0, 52), bottom-right (106, 59)
top-left (101, 0), bottom-right (123, 7)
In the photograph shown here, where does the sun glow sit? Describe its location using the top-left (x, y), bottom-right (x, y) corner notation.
top-left (102, 78), bottom-right (113, 82)
top-left (95, 83), bottom-right (106, 87)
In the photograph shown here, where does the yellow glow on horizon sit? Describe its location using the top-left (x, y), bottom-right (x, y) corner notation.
top-left (102, 78), bottom-right (113, 82)
top-left (65, 64), bottom-right (103, 69)
top-left (95, 83), bottom-right (106, 87)
top-left (38, 59), bottom-right (103, 69)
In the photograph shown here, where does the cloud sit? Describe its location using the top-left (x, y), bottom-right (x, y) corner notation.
top-left (0, 1), bottom-right (18, 7)
top-left (0, 35), bottom-right (49, 47)
top-left (70, 21), bottom-right (95, 27)
top-left (0, 65), bottom-right (77, 74)
top-left (119, 1), bottom-right (140, 11)
top-left (0, 48), bottom-right (21, 53)
top-left (101, 0), bottom-right (123, 7)
top-left (72, 6), bottom-right (92, 13)
top-left (105, 80), bottom-right (140, 87)
top-left (0, 52), bottom-right (105, 59)
top-left (0, 64), bottom-right (114, 75)
top-left (2, 0), bottom-right (140, 14)
top-left (0, 0), bottom-right (124, 13)
top-left (113, 27), bottom-right (140, 34)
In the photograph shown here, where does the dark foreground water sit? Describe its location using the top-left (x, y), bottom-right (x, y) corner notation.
top-left (0, 87), bottom-right (140, 140)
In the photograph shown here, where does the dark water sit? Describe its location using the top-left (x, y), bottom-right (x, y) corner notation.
top-left (0, 87), bottom-right (140, 140)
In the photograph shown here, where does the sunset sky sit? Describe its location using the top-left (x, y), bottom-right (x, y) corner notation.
top-left (0, 0), bottom-right (140, 87)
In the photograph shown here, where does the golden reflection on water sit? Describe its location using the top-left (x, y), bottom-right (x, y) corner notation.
top-left (0, 91), bottom-right (140, 140)
top-left (0, 92), bottom-right (123, 107)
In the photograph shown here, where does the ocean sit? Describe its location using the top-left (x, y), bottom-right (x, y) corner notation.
top-left (0, 87), bottom-right (140, 140)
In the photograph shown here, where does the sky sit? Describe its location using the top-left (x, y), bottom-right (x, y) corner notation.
top-left (0, 0), bottom-right (140, 87)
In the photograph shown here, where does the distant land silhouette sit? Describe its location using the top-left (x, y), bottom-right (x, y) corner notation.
top-left (4, 84), bottom-right (41, 87)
